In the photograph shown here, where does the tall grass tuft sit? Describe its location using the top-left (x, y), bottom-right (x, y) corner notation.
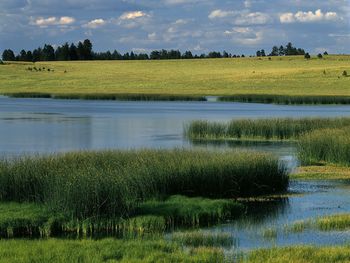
top-left (298, 128), bottom-right (350, 165)
top-left (186, 118), bottom-right (350, 141)
top-left (218, 94), bottom-right (350, 105)
top-left (0, 149), bottom-right (288, 219)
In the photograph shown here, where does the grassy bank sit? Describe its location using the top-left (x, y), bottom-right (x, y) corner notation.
top-left (291, 165), bottom-right (350, 180)
top-left (0, 238), bottom-right (229, 263)
top-left (246, 245), bottom-right (350, 263)
top-left (218, 94), bottom-right (350, 105)
top-left (298, 128), bottom-right (350, 165)
top-left (185, 118), bottom-right (350, 141)
top-left (0, 197), bottom-right (244, 238)
top-left (1, 239), bottom-right (349, 262)
top-left (0, 149), bottom-right (287, 220)
top-left (1, 56), bottom-right (349, 98)
top-left (5, 92), bottom-right (206, 101)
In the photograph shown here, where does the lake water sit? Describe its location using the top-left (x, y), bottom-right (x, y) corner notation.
top-left (2, 96), bottom-right (350, 250)
top-left (2, 96), bottom-right (350, 157)
top-left (210, 179), bottom-right (350, 252)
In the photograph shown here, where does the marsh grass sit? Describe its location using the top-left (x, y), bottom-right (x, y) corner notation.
top-left (0, 149), bottom-right (288, 220)
top-left (218, 94), bottom-right (350, 105)
top-left (298, 128), bottom-right (350, 165)
top-left (291, 165), bottom-right (350, 180)
top-left (5, 92), bottom-right (206, 101)
top-left (185, 118), bottom-right (350, 141)
top-left (262, 227), bottom-right (278, 239)
top-left (136, 195), bottom-right (244, 228)
top-left (0, 238), bottom-right (229, 263)
top-left (172, 231), bottom-right (234, 247)
top-left (316, 214), bottom-right (350, 231)
top-left (246, 245), bottom-right (350, 263)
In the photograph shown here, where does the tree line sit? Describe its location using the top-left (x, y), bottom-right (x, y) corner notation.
top-left (2, 39), bottom-right (308, 62)
top-left (256, 42), bottom-right (306, 57)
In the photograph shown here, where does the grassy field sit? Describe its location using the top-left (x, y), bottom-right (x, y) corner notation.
top-left (0, 55), bottom-right (349, 97)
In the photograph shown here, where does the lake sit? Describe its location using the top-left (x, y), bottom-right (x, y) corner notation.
top-left (2, 96), bottom-right (350, 157)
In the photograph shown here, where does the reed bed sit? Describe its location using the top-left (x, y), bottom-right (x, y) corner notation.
top-left (298, 128), bottom-right (350, 165)
top-left (172, 231), bottom-right (234, 247)
top-left (5, 92), bottom-right (206, 101)
top-left (0, 149), bottom-right (288, 220)
top-left (185, 118), bottom-right (350, 141)
top-left (218, 94), bottom-right (350, 105)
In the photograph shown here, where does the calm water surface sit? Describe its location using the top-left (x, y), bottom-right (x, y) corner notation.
top-left (2, 96), bottom-right (350, 156)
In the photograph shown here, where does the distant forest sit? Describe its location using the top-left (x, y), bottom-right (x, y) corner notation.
top-left (2, 39), bottom-right (308, 62)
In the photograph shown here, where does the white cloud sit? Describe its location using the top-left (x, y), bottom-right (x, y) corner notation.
top-left (119, 11), bottom-right (147, 20)
top-left (209, 9), bottom-right (272, 25)
top-left (32, 16), bottom-right (75, 27)
top-left (280, 9), bottom-right (339, 23)
top-left (84, 18), bottom-right (106, 29)
top-left (224, 27), bottom-right (264, 46)
top-left (209, 9), bottom-right (235, 19)
top-left (234, 12), bottom-right (272, 25)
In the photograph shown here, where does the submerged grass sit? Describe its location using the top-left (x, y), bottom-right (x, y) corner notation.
top-left (185, 118), bottom-right (350, 141)
top-left (285, 214), bottom-right (350, 234)
top-left (298, 128), bottom-right (350, 165)
top-left (172, 231), bottom-right (234, 248)
top-left (0, 149), bottom-right (288, 220)
top-left (218, 94), bottom-right (350, 105)
top-left (5, 92), bottom-right (206, 101)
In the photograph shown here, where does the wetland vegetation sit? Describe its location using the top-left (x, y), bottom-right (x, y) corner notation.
top-left (185, 117), bottom-right (350, 141)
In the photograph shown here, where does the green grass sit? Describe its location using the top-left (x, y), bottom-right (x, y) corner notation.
top-left (185, 118), bottom-right (350, 141)
top-left (1, 56), bottom-right (349, 98)
top-left (0, 196), bottom-right (243, 238)
top-left (285, 214), bottom-right (350, 233)
top-left (218, 94), bottom-right (350, 104)
top-left (136, 195), bottom-right (244, 228)
top-left (172, 231), bottom-right (234, 247)
top-left (291, 165), bottom-right (350, 180)
top-left (245, 245), bottom-right (350, 263)
top-left (298, 128), bottom-right (350, 165)
top-left (0, 149), bottom-right (288, 219)
top-left (0, 238), bottom-right (229, 263)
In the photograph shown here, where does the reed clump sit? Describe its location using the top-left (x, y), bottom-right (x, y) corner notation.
top-left (186, 118), bottom-right (350, 141)
top-left (218, 94), bottom-right (350, 105)
top-left (0, 149), bottom-right (288, 220)
top-left (298, 128), bottom-right (350, 165)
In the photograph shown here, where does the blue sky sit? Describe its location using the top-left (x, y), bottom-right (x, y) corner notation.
top-left (0, 0), bottom-right (349, 55)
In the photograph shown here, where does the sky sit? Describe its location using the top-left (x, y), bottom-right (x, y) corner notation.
top-left (0, 0), bottom-right (349, 55)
